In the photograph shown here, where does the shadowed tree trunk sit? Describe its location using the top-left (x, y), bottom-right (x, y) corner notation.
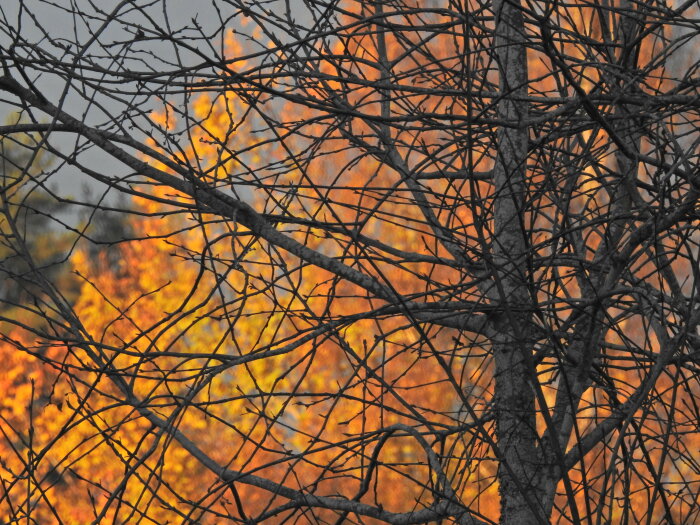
top-left (490, 1), bottom-right (543, 523)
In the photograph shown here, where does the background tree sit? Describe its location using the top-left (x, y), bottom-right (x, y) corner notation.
top-left (0, 1), bottom-right (699, 524)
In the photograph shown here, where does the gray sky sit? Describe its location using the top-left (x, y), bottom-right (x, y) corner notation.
top-left (0, 0), bottom-right (246, 204)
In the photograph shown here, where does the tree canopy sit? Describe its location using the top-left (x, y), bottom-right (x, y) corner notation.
top-left (1, 1), bottom-right (699, 524)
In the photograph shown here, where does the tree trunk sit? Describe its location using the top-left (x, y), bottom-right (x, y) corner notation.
top-left (491, 1), bottom-right (542, 523)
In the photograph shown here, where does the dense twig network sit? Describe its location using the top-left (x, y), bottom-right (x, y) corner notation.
top-left (0, 1), bottom-right (699, 524)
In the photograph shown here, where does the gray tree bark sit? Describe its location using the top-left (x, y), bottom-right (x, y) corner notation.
top-left (491, 1), bottom-right (543, 523)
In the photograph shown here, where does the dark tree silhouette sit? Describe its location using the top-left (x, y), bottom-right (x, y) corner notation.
top-left (1, 1), bottom-right (699, 523)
